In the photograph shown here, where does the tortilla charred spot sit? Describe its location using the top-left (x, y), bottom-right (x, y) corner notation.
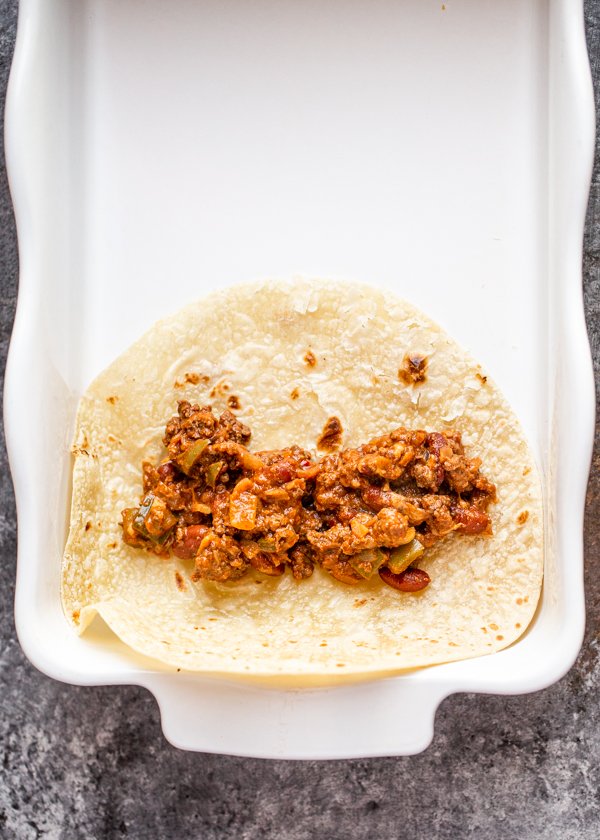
top-left (174, 571), bottom-right (186, 591)
top-left (85, 521), bottom-right (92, 532)
top-left (523, 466), bottom-right (531, 476)
top-left (72, 609), bottom-right (80, 623)
top-left (304, 349), bottom-right (317, 367)
top-left (517, 510), bottom-right (529, 525)
top-left (227, 395), bottom-right (241, 411)
top-left (398, 353), bottom-right (428, 385)
top-left (106, 395), bottom-right (118, 404)
top-left (72, 438), bottom-right (91, 457)
top-left (209, 380), bottom-right (230, 398)
top-left (476, 373), bottom-right (488, 385)
top-left (317, 416), bottom-right (343, 451)
top-left (174, 372), bottom-right (210, 388)
top-left (354, 598), bottom-right (367, 607)
top-left (290, 387), bottom-right (300, 400)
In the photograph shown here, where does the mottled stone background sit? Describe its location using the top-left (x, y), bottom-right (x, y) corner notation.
top-left (1, 1), bottom-right (599, 838)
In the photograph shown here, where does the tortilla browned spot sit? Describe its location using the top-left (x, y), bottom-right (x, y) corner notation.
top-left (398, 353), bottom-right (428, 385)
top-left (316, 416), bottom-right (343, 451)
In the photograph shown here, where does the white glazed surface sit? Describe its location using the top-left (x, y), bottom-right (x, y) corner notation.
top-left (4, 0), bottom-right (595, 757)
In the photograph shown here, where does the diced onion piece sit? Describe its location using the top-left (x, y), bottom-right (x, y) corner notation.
top-left (397, 526), bottom-right (416, 546)
top-left (350, 517), bottom-right (370, 539)
top-left (190, 502), bottom-right (212, 514)
top-left (263, 487), bottom-right (289, 502)
top-left (239, 450), bottom-right (263, 471)
top-left (229, 492), bottom-right (258, 530)
top-left (121, 508), bottom-right (142, 545)
top-left (297, 464), bottom-right (320, 480)
top-left (230, 477), bottom-right (253, 499)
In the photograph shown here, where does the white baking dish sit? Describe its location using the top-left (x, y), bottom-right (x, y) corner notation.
top-left (4, 0), bottom-right (595, 757)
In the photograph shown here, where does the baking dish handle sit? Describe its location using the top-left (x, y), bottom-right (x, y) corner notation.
top-left (149, 676), bottom-right (447, 759)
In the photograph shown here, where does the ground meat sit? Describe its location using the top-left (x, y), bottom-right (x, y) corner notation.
top-left (192, 532), bottom-right (248, 581)
top-left (305, 524), bottom-right (347, 566)
top-left (213, 409), bottom-right (251, 445)
top-left (211, 485), bottom-right (235, 535)
top-left (288, 544), bottom-right (315, 580)
top-left (163, 402), bottom-right (217, 455)
top-left (370, 508), bottom-right (412, 546)
top-left (417, 494), bottom-right (459, 546)
top-left (121, 403), bottom-right (496, 591)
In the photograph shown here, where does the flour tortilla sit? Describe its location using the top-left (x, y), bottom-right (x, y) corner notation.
top-left (62, 279), bottom-right (543, 681)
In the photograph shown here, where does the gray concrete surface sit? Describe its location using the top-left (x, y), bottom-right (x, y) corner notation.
top-left (1, 1), bottom-right (599, 837)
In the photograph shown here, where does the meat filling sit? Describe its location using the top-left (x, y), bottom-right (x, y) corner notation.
top-left (121, 401), bottom-right (496, 593)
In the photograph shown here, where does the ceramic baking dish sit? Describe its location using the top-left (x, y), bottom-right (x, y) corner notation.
top-left (4, 0), bottom-right (595, 757)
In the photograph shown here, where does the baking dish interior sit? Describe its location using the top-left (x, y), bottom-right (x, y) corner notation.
top-left (5, 0), bottom-right (593, 749)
